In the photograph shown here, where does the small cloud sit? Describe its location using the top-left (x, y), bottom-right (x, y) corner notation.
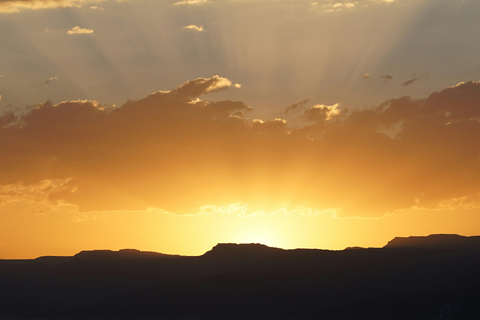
top-left (182, 25), bottom-right (204, 32)
top-left (188, 98), bottom-right (204, 105)
top-left (173, 0), bottom-right (210, 5)
top-left (44, 76), bottom-right (58, 84)
top-left (332, 2), bottom-right (355, 9)
top-left (380, 74), bottom-right (393, 84)
top-left (67, 26), bottom-right (94, 35)
top-left (312, 1), bottom-right (356, 13)
top-left (164, 75), bottom-right (236, 98)
top-left (402, 77), bottom-right (419, 87)
top-left (305, 103), bottom-right (341, 121)
top-left (363, 73), bottom-right (370, 79)
top-left (234, 83), bottom-right (241, 88)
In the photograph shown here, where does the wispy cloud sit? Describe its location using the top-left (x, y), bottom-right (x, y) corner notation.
top-left (44, 76), bottom-right (58, 84)
top-left (284, 99), bottom-right (310, 114)
top-left (0, 0), bottom-right (104, 13)
top-left (310, 0), bottom-right (398, 13)
top-left (402, 77), bottom-right (418, 86)
top-left (381, 74), bottom-right (393, 84)
top-left (67, 26), bottom-right (94, 34)
top-left (173, 0), bottom-right (210, 5)
top-left (0, 179), bottom-right (76, 215)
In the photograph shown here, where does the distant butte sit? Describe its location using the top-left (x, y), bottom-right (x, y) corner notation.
top-left (384, 234), bottom-right (480, 250)
top-left (35, 234), bottom-right (480, 260)
top-left (203, 242), bottom-right (284, 257)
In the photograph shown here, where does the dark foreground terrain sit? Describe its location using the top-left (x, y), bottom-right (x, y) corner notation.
top-left (1, 234), bottom-right (480, 319)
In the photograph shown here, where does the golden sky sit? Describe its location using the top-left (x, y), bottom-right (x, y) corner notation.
top-left (1, 0), bottom-right (480, 258)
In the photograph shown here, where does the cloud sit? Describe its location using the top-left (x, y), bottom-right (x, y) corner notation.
top-left (67, 26), bottom-right (94, 34)
top-left (173, 0), bottom-right (210, 5)
top-left (1, 77), bottom-right (480, 218)
top-left (0, 179), bottom-right (76, 214)
top-left (304, 103), bottom-right (341, 121)
top-left (44, 76), bottom-right (58, 84)
top-left (168, 75), bottom-right (236, 97)
top-left (0, 0), bottom-right (103, 13)
top-left (402, 77), bottom-right (418, 86)
top-left (332, 2), bottom-right (356, 9)
top-left (310, 0), bottom-right (398, 13)
top-left (380, 74), bottom-right (393, 83)
top-left (284, 99), bottom-right (310, 114)
top-left (182, 24), bottom-right (204, 32)
top-left (438, 194), bottom-right (480, 210)
top-left (363, 73), bottom-right (370, 79)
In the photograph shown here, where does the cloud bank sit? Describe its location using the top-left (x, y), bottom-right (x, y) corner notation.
top-left (1, 76), bottom-right (479, 217)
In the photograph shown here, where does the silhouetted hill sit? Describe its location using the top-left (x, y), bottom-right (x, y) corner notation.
top-left (73, 248), bottom-right (178, 261)
top-left (203, 243), bottom-right (284, 257)
top-left (385, 234), bottom-right (480, 250)
top-left (344, 246), bottom-right (366, 250)
top-left (1, 235), bottom-right (480, 319)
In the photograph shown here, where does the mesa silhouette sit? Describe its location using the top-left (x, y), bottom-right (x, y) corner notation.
top-left (1, 234), bottom-right (479, 319)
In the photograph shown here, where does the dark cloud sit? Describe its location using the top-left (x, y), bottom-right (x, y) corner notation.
top-left (402, 77), bottom-right (418, 86)
top-left (284, 99), bottom-right (310, 114)
top-left (380, 74), bottom-right (393, 84)
top-left (1, 78), bottom-right (480, 217)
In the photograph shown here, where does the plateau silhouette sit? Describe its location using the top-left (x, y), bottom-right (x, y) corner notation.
top-left (1, 234), bottom-right (479, 319)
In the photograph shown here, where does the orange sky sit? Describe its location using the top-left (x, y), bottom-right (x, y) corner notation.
top-left (1, 76), bottom-right (480, 258)
top-left (1, 0), bottom-right (480, 259)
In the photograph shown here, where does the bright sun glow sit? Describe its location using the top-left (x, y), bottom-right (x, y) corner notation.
top-left (236, 228), bottom-right (281, 247)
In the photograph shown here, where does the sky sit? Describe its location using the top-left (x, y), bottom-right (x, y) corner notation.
top-left (1, 0), bottom-right (480, 259)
